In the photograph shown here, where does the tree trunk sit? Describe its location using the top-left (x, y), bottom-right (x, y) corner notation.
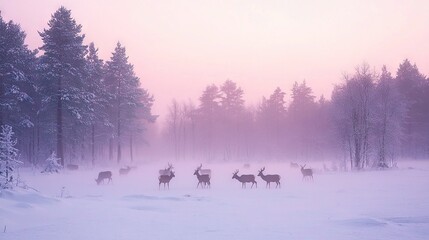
top-left (130, 134), bottom-right (133, 162)
top-left (109, 137), bottom-right (113, 162)
top-left (91, 124), bottom-right (95, 166)
top-left (56, 79), bottom-right (64, 166)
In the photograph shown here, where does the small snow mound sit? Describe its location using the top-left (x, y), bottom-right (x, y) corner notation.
top-left (0, 189), bottom-right (58, 205)
top-left (337, 218), bottom-right (387, 227)
top-left (387, 216), bottom-right (429, 224)
top-left (122, 194), bottom-right (182, 202)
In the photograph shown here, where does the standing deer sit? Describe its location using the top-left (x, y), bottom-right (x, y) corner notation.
top-left (159, 171), bottom-right (175, 189)
top-left (119, 166), bottom-right (131, 175)
top-left (194, 164), bottom-right (211, 188)
top-left (232, 170), bottom-right (257, 188)
top-left (95, 171), bottom-right (112, 185)
top-left (300, 165), bottom-right (313, 181)
top-left (159, 163), bottom-right (173, 176)
top-left (257, 167), bottom-right (281, 188)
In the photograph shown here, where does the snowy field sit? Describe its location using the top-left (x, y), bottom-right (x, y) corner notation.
top-left (1, 161), bottom-right (429, 240)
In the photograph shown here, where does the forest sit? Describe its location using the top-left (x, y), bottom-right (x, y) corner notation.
top-left (1, 6), bottom-right (429, 179)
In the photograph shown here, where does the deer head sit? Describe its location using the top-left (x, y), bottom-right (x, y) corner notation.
top-left (257, 167), bottom-right (265, 177)
top-left (232, 170), bottom-right (239, 179)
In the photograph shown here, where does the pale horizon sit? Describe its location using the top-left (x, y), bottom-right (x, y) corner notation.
top-left (2, 0), bottom-right (429, 121)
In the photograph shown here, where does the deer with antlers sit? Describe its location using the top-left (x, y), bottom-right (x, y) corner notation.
top-left (159, 171), bottom-right (175, 189)
top-left (159, 163), bottom-right (173, 176)
top-left (257, 167), bottom-right (281, 188)
top-left (232, 170), bottom-right (257, 188)
top-left (300, 164), bottom-right (313, 181)
top-left (194, 164), bottom-right (211, 188)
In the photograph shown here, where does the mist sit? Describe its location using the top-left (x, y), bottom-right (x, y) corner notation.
top-left (1, 2), bottom-right (429, 240)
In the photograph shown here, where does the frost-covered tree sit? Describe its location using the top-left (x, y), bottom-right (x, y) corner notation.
top-left (38, 7), bottom-right (89, 166)
top-left (0, 12), bottom-right (37, 128)
top-left (0, 125), bottom-right (21, 189)
top-left (373, 66), bottom-right (405, 166)
top-left (332, 64), bottom-right (376, 169)
top-left (41, 151), bottom-right (62, 174)
top-left (105, 42), bottom-right (155, 163)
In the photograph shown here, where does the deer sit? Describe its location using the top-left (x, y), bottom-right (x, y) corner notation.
top-left (159, 163), bottom-right (173, 176)
top-left (300, 164), bottom-right (313, 181)
top-left (257, 167), bottom-right (281, 188)
top-left (119, 166), bottom-right (131, 175)
top-left (66, 164), bottom-right (79, 170)
top-left (232, 170), bottom-right (257, 188)
top-left (194, 164), bottom-right (211, 188)
top-left (159, 171), bottom-right (175, 189)
top-left (290, 162), bottom-right (299, 168)
top-left (95, 171), bottom-right (112, 185)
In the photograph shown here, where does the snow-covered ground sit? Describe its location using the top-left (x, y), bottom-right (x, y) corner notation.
top-left (1, 161), bottom-right (429, 240)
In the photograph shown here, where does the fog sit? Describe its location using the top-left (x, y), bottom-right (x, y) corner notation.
top-left (2, 160), bottom-right (429, 239)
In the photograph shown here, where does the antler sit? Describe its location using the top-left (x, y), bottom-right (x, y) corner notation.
top-left (167, 163), bottom-right (173, 170)
top-left (233, 169), bottom-right (239, 175)
top-left (197, 164), bottom-right (202, 170)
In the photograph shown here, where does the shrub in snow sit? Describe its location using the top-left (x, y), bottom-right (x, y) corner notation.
top-left (0, 125), bottom-right (21, 189)
top-left (41, 152), bottom-right (62, 174)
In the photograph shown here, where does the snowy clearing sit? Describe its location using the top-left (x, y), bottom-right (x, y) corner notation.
top-left (1, 161), bottom-right (429, 240)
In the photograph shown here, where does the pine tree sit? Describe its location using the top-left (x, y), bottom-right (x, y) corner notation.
top-left (395, 59), bottom-right (429, 158)
top-left (0, 12), bottom-right (37, 128)
top-left (105, 42), bottom-right (155, 163)
top-left (41, 151), bottom-right (62, 174)
top-left (38, 7), bottom-right (88, 166)
top-left (0, 125), bottom-right (21, 189)
top-left (85, 42), bottom-right (109, 165)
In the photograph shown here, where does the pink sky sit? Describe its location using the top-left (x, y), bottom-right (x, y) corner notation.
top-left (2, 0), bottom-right (429, 120)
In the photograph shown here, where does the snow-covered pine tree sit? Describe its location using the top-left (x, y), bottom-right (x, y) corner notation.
top-left (41, 151), bottom-right (62, 174)
top-left (85, 42), bottom-right (110, 166)
top-left (38, 7), bottom-right (90, 166)
top-left (0, 125), bottom-right (21, 189)
top-left (105, 42), bottom-right (155, 163)
top-left (0, 12), bottom-right (37, 129)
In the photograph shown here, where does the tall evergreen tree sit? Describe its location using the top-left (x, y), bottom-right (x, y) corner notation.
top-left (38, 7), bottom-right (88, 166)
top-left (105, 42), bottom-right (155, 163)
top-left (395, 59), bottom-right (429, 158)
top-left (0, 12), bottom-right (37, 128)
top-left (85, 42), bottom-right (109, 165)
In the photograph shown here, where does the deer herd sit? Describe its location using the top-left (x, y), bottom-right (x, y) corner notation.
top-left (94, 162), bottom-right (314, 189)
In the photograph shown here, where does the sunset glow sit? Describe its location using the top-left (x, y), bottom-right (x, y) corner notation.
top-left (2, 0), bottom-right (428, 118)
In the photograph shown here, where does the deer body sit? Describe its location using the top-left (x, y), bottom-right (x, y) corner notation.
top-left (300, 165), bottom-right (313, 181)
top-left (119, 166), bottom-right (131, 175)
top-left (290, 162), bottom-right (299, 168)
top-left (159, 163), bottom-right (173, 176)
top-left (95, 171), bottom-right (112, 185)
top-left (194, 164), bottom-right (211, 188)
top-left (232, 170), bottom-right (257, 188)
top-left (159, 172), bottom-right (175, 189)
top-left (257, 167), bottom-right (281, 188)
top-left (66, 164), bottom-right (79, 170)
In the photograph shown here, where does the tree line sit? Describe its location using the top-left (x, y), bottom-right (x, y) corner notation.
top-left (0, 7), bottom-right (156, 167)
top-left (162, 62), bottom-right (429, 169)
top-left (1, 7), bottom-right (429, 171)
